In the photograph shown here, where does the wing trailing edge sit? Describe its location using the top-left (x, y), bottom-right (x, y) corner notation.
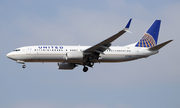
top-left (84, 18), bottom-right (132, 54)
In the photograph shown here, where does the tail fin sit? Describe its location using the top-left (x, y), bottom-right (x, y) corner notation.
top-left (135, 20), bottom-right (161, 48)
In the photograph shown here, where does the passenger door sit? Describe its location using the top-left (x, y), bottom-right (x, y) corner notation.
top-left (26, 47), bottom-right (31, 54)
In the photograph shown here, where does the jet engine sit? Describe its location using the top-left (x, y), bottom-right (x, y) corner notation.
top-left (57, 63), bottom-right (76, 70)
top-left (66, 52), bottom-right (83, 60)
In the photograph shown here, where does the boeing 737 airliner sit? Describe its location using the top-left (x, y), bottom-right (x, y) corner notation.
top-left (6, 19), bottom-right (173, 72)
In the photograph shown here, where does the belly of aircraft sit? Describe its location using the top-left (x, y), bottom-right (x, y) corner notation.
top-left (98, 54), bottom-right (139, 62)
top-left (23, 53), bottom-right (139, 63)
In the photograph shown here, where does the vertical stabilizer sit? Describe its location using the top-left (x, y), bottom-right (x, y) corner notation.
top-left (135, 20), bottom-right (161, 47)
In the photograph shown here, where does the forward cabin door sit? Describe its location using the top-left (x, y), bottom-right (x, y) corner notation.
top-left (26, 47), bottom-right (32, 60)
top-left (26, 47), bottom-right (31, 54)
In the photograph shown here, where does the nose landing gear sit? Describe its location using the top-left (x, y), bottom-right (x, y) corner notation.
top-left (22, 64), bottom-right (26, 68)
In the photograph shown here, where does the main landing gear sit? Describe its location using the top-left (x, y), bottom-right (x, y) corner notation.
top-left (83, 66), bottom-right (88, 72)
top-left (83, 61), bottom-right (94, 72)
top-left (88, 61), bottom-right (94, 67)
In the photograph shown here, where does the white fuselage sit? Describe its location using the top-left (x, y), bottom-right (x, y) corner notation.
top-left (6, 19), bottom-right (172, 72)
top-left (6, 45), bottom-right (158, 63)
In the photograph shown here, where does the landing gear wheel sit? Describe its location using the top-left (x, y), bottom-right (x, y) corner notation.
top-left (22, 65), bottom-right (26, 68)
top-left (89, 61), bottom-right (94, 67)
top-left (83, 67), bottom-right (88, 72)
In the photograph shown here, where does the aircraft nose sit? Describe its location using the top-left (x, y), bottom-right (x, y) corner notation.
top-left (6, 52), bottom-right (13, 59)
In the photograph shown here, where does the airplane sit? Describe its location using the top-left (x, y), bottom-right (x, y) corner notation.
top-left (6, 19), bottom-right (173, 72)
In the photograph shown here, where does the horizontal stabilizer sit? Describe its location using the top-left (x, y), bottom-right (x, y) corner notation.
top-left (149, 40), bottom-right (173, 51)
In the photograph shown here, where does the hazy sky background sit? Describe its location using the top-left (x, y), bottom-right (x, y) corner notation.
top-left (0, 0), bottom-right (180, 108)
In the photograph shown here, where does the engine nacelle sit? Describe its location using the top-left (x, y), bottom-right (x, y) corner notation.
top-left (66, 52), bottom-right (83, 60)
top-left (58, 63), bottom-right (76, 70)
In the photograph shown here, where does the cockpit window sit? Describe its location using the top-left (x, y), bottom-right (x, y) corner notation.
top-left (13, 49), bottom-right (20, 51)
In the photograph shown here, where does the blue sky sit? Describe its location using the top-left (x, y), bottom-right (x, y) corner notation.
top-left (1, 0), bottom-right (180, 108)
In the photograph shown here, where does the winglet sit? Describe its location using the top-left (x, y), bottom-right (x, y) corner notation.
top-left (125, 18), bottom-right (132, 29)
top-left (124, 18), bottom-right (132, 33)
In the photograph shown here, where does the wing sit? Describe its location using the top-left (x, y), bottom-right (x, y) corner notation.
top-left (83, 19), bottom-right (132, 56)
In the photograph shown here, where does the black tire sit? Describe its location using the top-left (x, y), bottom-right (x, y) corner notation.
top-left (89, 61), bottom-right (94, 67)
top-left (83, 67), bottom-right (88, 72)
top-left (22, 65), bottom-right (26, 68)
